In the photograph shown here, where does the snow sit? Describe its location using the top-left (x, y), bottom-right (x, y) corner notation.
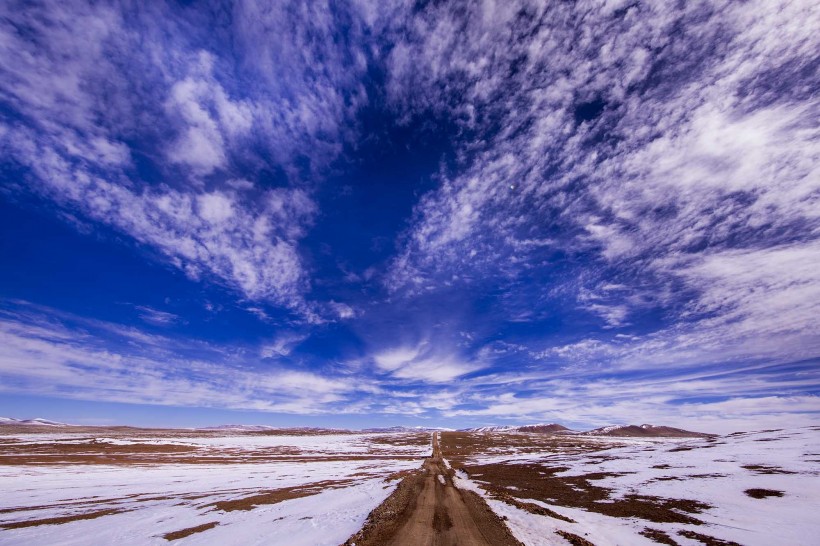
top-left (0, 417), bottom-right (68, 427)
top-left (0, 476), bottom-right (395, 546)
top-left (2, 427), bottom-right (816, 544)
top-left (457, 427), bottom-right (820, 546)
top-left (0, 431), bottom-right (429, 545)
top-left (1, 432), bottom-right (432, 457)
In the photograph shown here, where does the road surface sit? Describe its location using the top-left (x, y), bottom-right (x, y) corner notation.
top-left (346, 432), bottom-right (522, 546)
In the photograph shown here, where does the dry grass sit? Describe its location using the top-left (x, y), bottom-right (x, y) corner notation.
top-left (0, 440), bottom-right (417, 466)
top-left (677, 529), bottom-right (741, 545)
top-left (206, 479), bottom-right (358, 512)
top-left (1, 508), bottom-right (126, 529)
top-left (366, 433), bottom-right (432, 448)
top-left (439, 432), bottom-right (712, 525)
top-left (640, 527), bottom-right (679, 545)
top-left (162, 521), bottom-right (219, 540)
top-left (489, 491), bottom-right (576, 522)
top-left (744, 488), bottom-right (784, 499)
top-left (740, 464), bottom-right (796, 475)
top-left (555, 529), bottom-right (596, 545)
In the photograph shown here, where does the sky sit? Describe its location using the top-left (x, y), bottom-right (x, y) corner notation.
top-left (0, 0), bottom-right (818, 433)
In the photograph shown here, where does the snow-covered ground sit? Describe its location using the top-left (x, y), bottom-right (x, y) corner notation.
top-left (4, 427), bottom-right (817, 545)
top-left (0, 431), bottom-right (432, 456)
top-left (452, 427), bottom-right (820, 545)
top-left (0, 431), bottom-right (430, 545)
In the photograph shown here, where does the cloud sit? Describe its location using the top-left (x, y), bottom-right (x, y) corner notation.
top-left (0, 0), bottom-right (373, 313)
top-left (392, 356), bottom-right (483, 383)
top-left (260, 332), bottom-right (308, 358)
top-left (135, 306), bottom-right (180, 326)
top-left (374, 346), bottom-right (423, 372)
top-left (0, 1), bottom-right (817, 430)
top-left (329, 301), bottom-right (357, 320)
top-left (0, 131), bottom-right (317, 306)
top-left (383, 0), bottom-right (819, 367)
top-left (0, 299), bottom-right (816, 430)
top-left (435, 355), bottom-right (820, 433)
top-left (373, 342), bottom-right (484, 383)
top-left (0, 302), bottom-right (360, 414)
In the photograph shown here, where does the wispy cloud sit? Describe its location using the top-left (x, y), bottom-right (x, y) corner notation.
top-left (373, 341), bottom-right (485, 383)
top-left (0, 302), bottom-right (361, 414)
top-left (0, 0), bottom-right (374, 314)
top-left (135, 306), bottom-right (180, 326)
top-left (384, 0), bottom-right (820, 368)
top-left (0, 1), bottom-right (816, 430)
top-left (260, 332), bottom-right (308, 358)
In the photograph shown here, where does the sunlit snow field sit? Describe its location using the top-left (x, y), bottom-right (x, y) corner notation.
top-left (449, 427), bottom-right (820, 546)
top-left (0, 431), bottom-right (430, 545)
top-left (1, 427), bottom-right (818, 545)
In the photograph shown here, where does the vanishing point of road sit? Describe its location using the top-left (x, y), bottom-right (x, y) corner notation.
top-left (347, 432), bottom-right (523, 546)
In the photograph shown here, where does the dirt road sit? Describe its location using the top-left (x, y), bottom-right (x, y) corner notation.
top-left (345, 432), bottom-right (522, 546)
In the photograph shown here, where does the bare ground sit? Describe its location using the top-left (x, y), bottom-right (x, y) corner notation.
top-left (343, 432), bottom-right (522, 546)
top-left (438, 432), bottom-right (712, 525)
top-left (162, 521), bottom-right (219, 540)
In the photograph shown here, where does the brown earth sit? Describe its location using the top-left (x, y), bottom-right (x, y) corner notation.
top-left (0, 508), bottom-right (126, 529)
top-left (162, 521), bottom-right (219, 540)
top-left (207, 479), bottom-right (358, 512)
top-left (555, 530), bottom-right (596, 545)
top-left (743, 488), bottom-right (784, 499)
top-left (640, 527), bottom-right (680, 545)
top-left (344, 432), bottom-right (522, 546)
top-left (740, 464), bottom-right (796, 475)
top-left (438, 431), bottom-right (711, 525)
top-left (677, 529), bottom-right (741, 545)
top-left (0, 431), bottom-right (430, 466)
top-left (0, 425), bottom-right (354, 436)
top-left (0, 439), bottom-right (420, 465)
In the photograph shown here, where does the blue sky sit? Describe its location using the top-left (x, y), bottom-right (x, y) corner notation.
top-left (0, 0), bottom-right (818, 433)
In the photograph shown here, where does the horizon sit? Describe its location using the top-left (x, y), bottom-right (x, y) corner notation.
top-left (0, 414), bottom-right (725, 434)
top-left (1, 1), bottom-right (819, 436)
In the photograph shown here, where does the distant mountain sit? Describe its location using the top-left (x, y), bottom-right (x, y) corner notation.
top-left (465, 425), bottom-right (518, 432)
top-left (0, 417), bottom-right (69, 427)
top-left (197, 424), bottom-right (347, 434)
top-left (0, 418), bottom-right (708, 437)
top-left (464, 423), bottom-right (577, 433)
top-left (461, 422), bottom-right (710, 437)
top-left (517, 424), bottom-right (574, 433)
top-left (580, 424), bottom-right (711, 437)
top-left (198, 424), bottom-right (282, 431)
top-left (362, 426), bottom-right (455, 433)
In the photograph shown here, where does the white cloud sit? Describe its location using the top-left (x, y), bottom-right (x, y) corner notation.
top-left (0, 0), bottom-right (373, 314)
top-left (260, 332), bottom-right (308, 358)
top-left (374, 346), bottom-right (422, 372)
top-left (197, 192), bottom-right (235, 224)
top-left (0, 133), bottom-right (315, 306)
top-left (391, 356), bottom-right (484, 383)
top-left (384, 0), bottom-right (820, 370)
top-left (329, 301), bottom-right (357, 320)
top-left (164, 53), bottom-right (254, 175)
top-left (135, 306), bottom-right (180, 326)
top-left (373, 342), bottom-right (484, 383)
top-left (438, 362), bottom-right (820, 433)
top-left (0, 304), bottom-right (359, 414)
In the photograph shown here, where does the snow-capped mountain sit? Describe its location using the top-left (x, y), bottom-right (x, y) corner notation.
top-left (580, 424), bottom-right (711, 437)
top-left (464, 423), bottom-right (576, 433)
top-left (461, 422), bottom-right (710, 437)
top-left (361, 426), bottom-right (455, 433)
top-left (198, 424), bottom-right (282, 432)
top-left (197, 424), bottom-right (346, 434)
top-left (0, 417), bottom-right (69, 426)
